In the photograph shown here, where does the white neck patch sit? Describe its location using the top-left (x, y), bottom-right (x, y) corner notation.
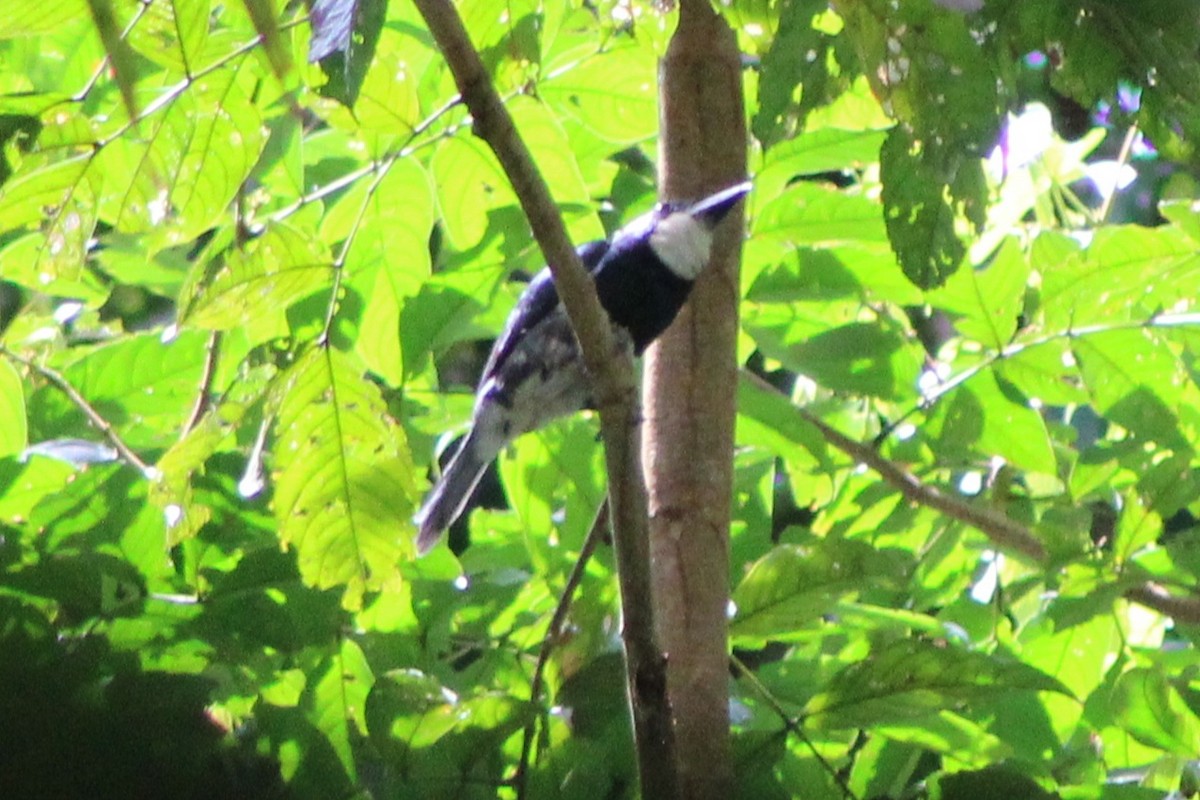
top-left (649, 211), bottom-right (713, 280)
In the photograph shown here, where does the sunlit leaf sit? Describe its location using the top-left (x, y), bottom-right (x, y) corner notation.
top-left (1111, 667), bottom-right (1200, 756)
top-left (0, 0), bottom-right (88, 36)
top-left (540, 43), bottom-right (658, 145)
top-left (431, 133), bottom-right (516, 250)
top-left (271, 347), bottom-right (418, 608)
top-left (183, 223), bottom-right (333, 335)
top-left (124, 0), bottom-right (212, 73)
top-left (0, 360), bottom-right (27, 458)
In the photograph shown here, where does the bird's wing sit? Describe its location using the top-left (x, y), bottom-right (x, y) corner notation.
top-left (480, 239), bottom-right (609, 381)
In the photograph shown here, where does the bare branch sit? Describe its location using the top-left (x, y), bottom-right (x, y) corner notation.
top-left (790, 394), bottom-right (1047, 562)
top-left (410, 2), bottom-right (675, 796)
top-left (1125, 582), bottom-right (1200, 624)
top-left (740, 370), bottom-right (1200, 624)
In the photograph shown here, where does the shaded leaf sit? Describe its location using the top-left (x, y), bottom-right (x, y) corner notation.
top-left (732, 539), bottom-right (904, 642)
top-left (238, 0), bottom-right (291, 79)
top-left (805, 638), bottom-right (1071, 729)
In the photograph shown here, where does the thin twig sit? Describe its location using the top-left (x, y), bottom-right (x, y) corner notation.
top-left (730, 655), bottom-right (860, 800)
top-left (268, 93), bottom-right (465, 226)
top-left (182, 331), bottom-right (222, 436)
top-left (1, 346), bottom-right (151, 475)
top-left (514, 502), bottom-right (609, 800)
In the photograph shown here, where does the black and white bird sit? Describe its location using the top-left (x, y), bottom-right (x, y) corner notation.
top-left (414, 181), bottom-right (751, 553)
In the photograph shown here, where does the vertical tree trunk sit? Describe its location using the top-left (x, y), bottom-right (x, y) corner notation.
top-left (647, 3), bottom-right (747, 799)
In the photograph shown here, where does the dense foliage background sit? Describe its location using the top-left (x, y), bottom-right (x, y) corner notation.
top-left (2, 0), bottom-right (1200, 797)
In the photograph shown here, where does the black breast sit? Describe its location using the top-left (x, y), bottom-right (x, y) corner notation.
top-left (592, 241), bottom-right (693, 354)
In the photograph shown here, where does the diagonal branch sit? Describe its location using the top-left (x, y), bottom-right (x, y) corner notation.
top-left (410, 2), bottom-right (676, 796)
top-left (739, 370), bottom-right (1200, 624)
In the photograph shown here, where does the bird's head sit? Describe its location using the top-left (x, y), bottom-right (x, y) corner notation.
top-left (645, 181), bottom-right (751, 280)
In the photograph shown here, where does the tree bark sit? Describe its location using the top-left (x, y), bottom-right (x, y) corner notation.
top-left (647, 3), bottom-right (747, 799)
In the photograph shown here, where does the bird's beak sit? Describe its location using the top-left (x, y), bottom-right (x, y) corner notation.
top-left (687, 181), bottom-right (752, 229)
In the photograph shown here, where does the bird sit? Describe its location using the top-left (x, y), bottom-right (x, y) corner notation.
top-left (414, 181), bottom-right (751, 553)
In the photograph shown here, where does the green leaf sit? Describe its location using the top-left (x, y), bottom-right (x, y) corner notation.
top-left (183, 223), bottom-right (333, 336)
top-left (39, 331), bottom-right (209, 450)
top-left (0, 359), bottom-right (27, 458)
top-left (752, 0), bottom-right (830, 147)
top-left (366, 669), bottom-right (529, 783)
top-left (757, 128), bottom-right (887, 202)
top-left (96, 68), bottom-right (266, 247)
top-left (431, 134), bottom-right (516, 250)
top-left (1072, 329), bottom-right (1186, 447)
top-left (0, 152), bottom-right (92, 233)
top-left (926, 237), bottom-right (1030, 350)
top-left (309, 637), bottom-right (373, 780)
top-left (125, 0), bottom-right (212, 73)
top-left (0, 0), bottom-right (88, 36)
top-left (1111, 667), bottom-right (1200, 756)
top-left (745, 320), bottom-right (923, 400)
top-left (731, 539), bottom-right (903, 642)
top-left (735, 372), bottom-right (832, 475)
top-left (150, 364), bottom-right (270, 545)
top-left (0, 457), bottom-right (76, 525)
top-left (339, 23), bottom-right (422, 131)
top-left (875, 710), bottom-right (1010, 769)
top-left (753, 182), bottom-right (888, 250)
top-left (329, 158), bottom-right (434, 385)
top-left (540, 43), bottom-right (658, 145)
top-left (933, 374), bottom-right (1056, 475)
top-left (365, 669), bottom-right (458, 758)
top-left (805, 638), bottom-right (1071, 729)
top-left (880, 126), bottom-right (982, 289)
top-left (1040, 224), bottom-right (1200, 327)
top-left (271, 347), bottom-right (418, 608)
top-left (931, 765), bottom-right (1059, 800)
top-left (510, 96), bottom-right (592, 207)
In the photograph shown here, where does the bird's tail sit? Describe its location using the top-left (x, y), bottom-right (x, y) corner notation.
top-left (414, 433), bottom-right (489, 554)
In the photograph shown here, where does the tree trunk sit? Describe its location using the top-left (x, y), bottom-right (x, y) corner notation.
top-left (646, 3), bottom-right (747, 799)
